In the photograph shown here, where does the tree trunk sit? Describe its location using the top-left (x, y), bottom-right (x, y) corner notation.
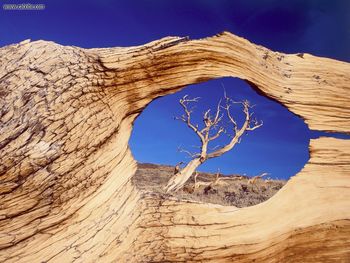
top-left (1, 33), bottom-right (350, 262)
top-left (165, 158), bottom-right (202, 192)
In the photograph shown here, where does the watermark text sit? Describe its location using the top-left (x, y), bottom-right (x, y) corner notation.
top-left (3, 3), bottom-right (45, 11)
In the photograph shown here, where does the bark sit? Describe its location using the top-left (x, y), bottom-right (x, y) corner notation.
top-left (0, 33), bottom-right (349, 262)
top-left (165, 158), bottom-right (202, 192)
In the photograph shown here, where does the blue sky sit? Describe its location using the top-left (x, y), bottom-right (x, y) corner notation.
top-left (1, 0), bottom-right (349, 179)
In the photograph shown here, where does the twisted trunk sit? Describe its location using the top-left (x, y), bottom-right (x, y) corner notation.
top-left (0, 33), bottom-right (349, 262)
top-left (165, 157), bottom-right (203, 192)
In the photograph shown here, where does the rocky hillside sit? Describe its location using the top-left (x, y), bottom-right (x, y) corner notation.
top-left (133, 163), bottom-right (286, 207)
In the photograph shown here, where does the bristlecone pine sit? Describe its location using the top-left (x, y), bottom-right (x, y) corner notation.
top-left (0, 33), bottom-right (349, 262)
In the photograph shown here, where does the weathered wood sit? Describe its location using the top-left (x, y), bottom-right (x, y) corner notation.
top-left (0, 32), bottom-right (349, 262)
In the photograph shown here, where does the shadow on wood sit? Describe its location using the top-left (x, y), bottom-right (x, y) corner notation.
top-left (0, 32), bottom-right (349, 262)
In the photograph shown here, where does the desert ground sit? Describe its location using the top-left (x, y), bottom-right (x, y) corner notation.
top-left (133, 163), bottom-right (286, 207)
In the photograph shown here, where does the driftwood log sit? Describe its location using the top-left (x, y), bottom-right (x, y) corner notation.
top-left (0, 32), bottom-right (349, 262)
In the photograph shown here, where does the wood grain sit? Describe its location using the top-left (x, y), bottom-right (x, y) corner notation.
top-left (0, 32), bottom-right (349, 262)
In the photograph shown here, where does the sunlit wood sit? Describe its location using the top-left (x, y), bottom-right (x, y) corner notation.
top-left (0, 32), bottom-right (349, 262)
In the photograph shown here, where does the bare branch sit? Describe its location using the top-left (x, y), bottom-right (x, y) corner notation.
top-left (201, 99), bottom-right (223, 139)
top-left (222, 104), bottom-right (238, 133)
top-left (181, 95), bottom-right (200, 103)
top-left (214, 168), bottom-right (220, 184)
top-left (247, 119), bottom-right (263, 131)
top-left (191, 145), bottom-right (202, 149)
top-left (248, 172), bottom-right (269, 184)
top-left (207, 98), bottom-right (262, 159)
top-left (176, 95), bottom-right (205, 142)
top-left (193, 169), bottom-right (225, 189)
top-left (203, 109), bottom-right (211, 121)
top-left (213, 99), bottom-right (222, 124)
top-left (208, 126), bottom-right (225, 141)
top-left (177, 146), bottom-right (200, 158)
top-left (209, 144), bottom-right (222, 151)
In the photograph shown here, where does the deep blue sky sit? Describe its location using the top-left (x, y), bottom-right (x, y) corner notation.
top-left (1, 0), bottom-right (349, 179)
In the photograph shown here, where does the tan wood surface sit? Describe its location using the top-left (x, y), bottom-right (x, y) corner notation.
top-left (0, 32), bottom-right (349, 262)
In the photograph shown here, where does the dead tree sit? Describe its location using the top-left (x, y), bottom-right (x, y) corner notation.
top-left (165, 93), bottom-right (263, 192)
top-left (193, 171), bottom-right (212, 189)
top-left (248, 172), bottom-right (269, 185)
top-left (194, 168), bottom-right (228, 192)
top-left (212, 168), bottom-right (221, 186)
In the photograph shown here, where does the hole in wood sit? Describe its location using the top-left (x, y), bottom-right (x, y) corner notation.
top-left (130, 77), bottom-right (314, 207)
